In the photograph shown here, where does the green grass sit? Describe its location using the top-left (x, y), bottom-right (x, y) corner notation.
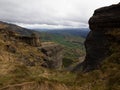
top-left (40, 32), bottom-right (85, 49)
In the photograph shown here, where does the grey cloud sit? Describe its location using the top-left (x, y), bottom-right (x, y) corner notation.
top-left (0, 0), bottom-right (119, 29)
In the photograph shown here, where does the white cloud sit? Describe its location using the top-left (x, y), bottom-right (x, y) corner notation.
top-left (0, 0), bottom-right (119, 29)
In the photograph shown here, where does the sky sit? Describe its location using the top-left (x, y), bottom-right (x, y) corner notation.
top-left (0, 0), bottom-right (119, 29)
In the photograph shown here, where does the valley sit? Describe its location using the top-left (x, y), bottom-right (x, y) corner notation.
top-left (0, 3), bottom-right (120, 90)
top-left (37, 29), bottom-right (89, 68)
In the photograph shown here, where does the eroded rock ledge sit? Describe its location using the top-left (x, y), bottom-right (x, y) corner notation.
top-left (74, 3), bottom-right (120, 72)
top-left (39, 42), bottom-right (64, 69)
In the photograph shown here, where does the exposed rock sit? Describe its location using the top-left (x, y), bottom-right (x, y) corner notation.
top-left (0, 21), bottom-right (64, 69)
top-left (73, 3), bottom-right (120, 72)
top-left (0, 28), bottom-right (17, 41)
top-left (18, 53), bottom-right (44, 67)
top-left (31, 33), bottom-right (41, 46)
top-left (39, 42), bottom-right (64, 69)
top-left (16, 33), bottom-right (41, 47)
top-left (0, 21), bottom-right (41, 46)
top-left (5, 44), bottom-right (17, 53)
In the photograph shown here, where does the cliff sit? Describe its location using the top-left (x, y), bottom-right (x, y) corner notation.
top-left (0, 22), bottom-right (74, 90)
top-left (39, 42), bottom-right (63, 69)
top-left (74, 3), bottom-right (120, 72)
top-left (1, 3), bottom-right (120, 89)
top-left (16, 33), bottom-right (41, 47)
top-left (0, 21), bottom-right (63, 69)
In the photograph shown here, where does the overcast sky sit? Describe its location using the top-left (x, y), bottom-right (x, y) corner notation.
top-left (0, 0), bottom-right (119, 29)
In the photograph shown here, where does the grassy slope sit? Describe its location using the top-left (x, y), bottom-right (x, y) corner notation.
top-left (0, 30), bottom-right (83, 90)
top-left (0, 29), bottom-right (119, 90)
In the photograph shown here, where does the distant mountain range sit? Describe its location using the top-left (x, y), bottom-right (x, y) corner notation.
top-left (0, 21), bottom-right (90, 38)
top-left (35, 28), bottom-right (90, 38)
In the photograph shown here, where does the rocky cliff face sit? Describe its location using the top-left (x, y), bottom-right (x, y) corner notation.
top-left (74, 3), bottom-right (120, 72)
top-left (16, 33), bottom-right (41, 47)
top-left (39, 42), bottom-right (64, 69)
top-left (0, 21), bottom-right (63, 69)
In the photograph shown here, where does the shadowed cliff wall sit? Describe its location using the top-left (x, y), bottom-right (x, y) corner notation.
top-left (74, 3), bottom-right (120, 72)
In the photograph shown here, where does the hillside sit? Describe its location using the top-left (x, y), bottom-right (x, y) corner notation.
top-left (0, 21), bottom-right (93, 90)
top-left (0, 3), bottom-right (120, 90)
top-left (37, 28), bottom-right (89, 38)
top-left (0, 21), bottom-right (87, 68)
top-left (0, 22), bottom-right (72, 89)
top-left (0, 21), bottom-right (34, 36)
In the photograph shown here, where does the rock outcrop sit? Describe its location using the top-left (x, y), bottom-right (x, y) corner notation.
top-left (74, 3), bottom-right (120, 72)
top-left (0, 21), bottom-right (64, 69)
top-left (0, 21), bottom-right (41, 47)
top-left (39, 42), bottom-right (64, 69)
top-left (17, 33), bottom-right (41, 47)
